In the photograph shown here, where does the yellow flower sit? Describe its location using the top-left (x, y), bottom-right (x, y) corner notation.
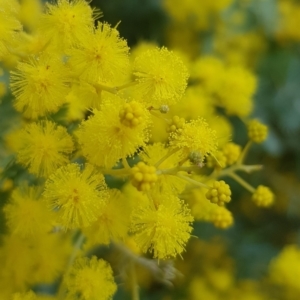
top-left (130, 192), bottom-right (193, 259)
top-left (77, 94), bottom-right (151, 168)
top-left (15, 121), bottom-right (74, 177)
top-left (206, 180), bottom-right (231, 206)
top-left (191, 56), bottom-right (225, 94)
top-left (222, 142), bottom-right (241, 165)
top-left (248, 119), bottom-right (268, 143)
top-left (170, 118), bottom-right (218, 161)
top-left (210, 206), bottom-right (233, 229)
top-left (83, 189), bottom-right (131, 246)
top-left (37, 0), bottom-right (98, 52)
top-left (43, 163), bottom-right (107, 229)
top-left (10, 55), bottom-right (70, 119)
top-left (216, 66), bottom-right (257, 117)
top-left (3, 185), bottom-right (54, 237)
top-left (27, 232), bottom-right (72, 285)
top-left (140, 143), bottom-right (187, 194)
top-left (269, 245), bottom-right (300, 292)
top-left (0, 0), bottom-right (22, 58)
top-left (171, 86), bottom-right (215, 121)
top-left (252, 185), bottom-right (274, 207)
top-left (65, 256), bottom-right (117, 300)
top-left (68, 22), bottom-right (130, 85)
top-left (133, 47), bottom-right (189, 106)
top-left (18, 0), bottom-right (42, 31)
top-left (131, 161), bottom-right (158, 192)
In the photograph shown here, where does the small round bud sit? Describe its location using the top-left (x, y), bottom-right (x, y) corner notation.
top-left (222, 142), bottom-right (241, 165)
top-left (119, 101), bottom-right (144, 128)
top-left (206, 180), bottom-right (231, 206)
top-left (206, 151), bottom-right (227, 169)
top-left (167, 115), bottom-right (185, 133)
top-left (189, 151), bottom-right (203, 166)
top-left (131, 162), bottom-right (158, 191)
top-left (252, 185), bottom-right (274, 207)
top-left (210, 206), bottom-right (233, 229)
top-left (248, 119), bottom-right (268, 143)
top-left (159, 105), bottom-right (169, 114)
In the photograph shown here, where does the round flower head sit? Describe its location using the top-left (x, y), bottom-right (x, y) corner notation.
top-left (43, 163), bottom-right (107, 230)
top-left (37, 0), bottom-right (98, 53)
top-left (190, 56), bottom-right (225, 94)
top-left (206, 151), bottom-right (227, 169)
top-left (65, 256), bottom-right (116, 300)
top-left (269, 245), bottom-right (300, 292)
top-left (140, 143), bottom-right (187, 194)
top-left (216, 66), bottom-right (257, 117)
top-left (15, 120), bottom-right (74, 177)
top-left (248, 119), bottom-right (268, 143)
top-left (170, 118), bottom-right (218, 161)
top-left (131, 162), bottom-right (158, 192)
top-left (252, 185), bottom-right (274, 207)
top-left (222, 142), bottom-right (241, 165)
top-left (133, 47), bottom-right (189, 106)
top-left (0, 0), bottom-right (22, 58)
top-left (3, 185), bottom-right (54, 238)
top-left (10, 55), bottom-right (70, 119)
top-left (210, 206), bottom-right (233, 229)
top-left (83, 189), bottom-right (130, 246)
top-left (206, 180), bottom-right (231, 206)
top-left (77, 94), bottom-right (151, 168)
top-left (130, 192), bottom-right (193, 259)
top-left (27, 232), bottom-right (72, 285)
top-left (68, 21), bottom-right (130, 85)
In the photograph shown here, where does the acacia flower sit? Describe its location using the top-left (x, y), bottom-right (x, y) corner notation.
top-left (130, 192), bottom-right (193, 259)
top-left (10, 55), bottom-right (70, 119)
top-left (15, 120), bottom-right (74, 177)
top-left (37, 0), bottom-right (98, 52)
top-left (133, 47), bottom-right (189, 106)
top-left (170, 118), bottom-right (218, 161)
top-left (65, 256), bottom-right (116, 300)
top-left (43, 163), bottom-right (107, 230)
top-left (0, 0), bottom-right (22, 57)
top-left (83, 189), bottom-right (130, 246)
top-left (77, 94), bottom-right (151, 168)
top-left (68, 21), bottom-right (130, 85)
top-left (3, 185), bottom-right (54, 237)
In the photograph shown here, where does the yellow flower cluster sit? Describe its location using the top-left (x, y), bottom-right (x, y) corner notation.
top-left (0, 0), bottom-right (274, 298)
top-left (206, 180), bottom-right (232, 206)
top-left (248, 119), bottom-right (268, 143)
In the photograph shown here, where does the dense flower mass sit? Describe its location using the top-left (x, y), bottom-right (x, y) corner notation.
top-left (0, 0), bottom-right (280, 299)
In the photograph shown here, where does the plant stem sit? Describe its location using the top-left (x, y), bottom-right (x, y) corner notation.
top-left (237, 141), bottom-right (252, 164)
top-left (176, 174), bottom-right (210, 189)
top-left (94, 81), bottom-right (137, 94)
top-left (101, 167), bottom-right (130, 177)
top-left (58, 232), bottom-right (85, 300)
top-left (155, 148), bottom-right (179, 168)
top-left (130, 262), bottom-right (139, 300)
top-left (122, 157), bottom-right (131, 170)
top-left (227, 172), bottom-right (255, 193)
